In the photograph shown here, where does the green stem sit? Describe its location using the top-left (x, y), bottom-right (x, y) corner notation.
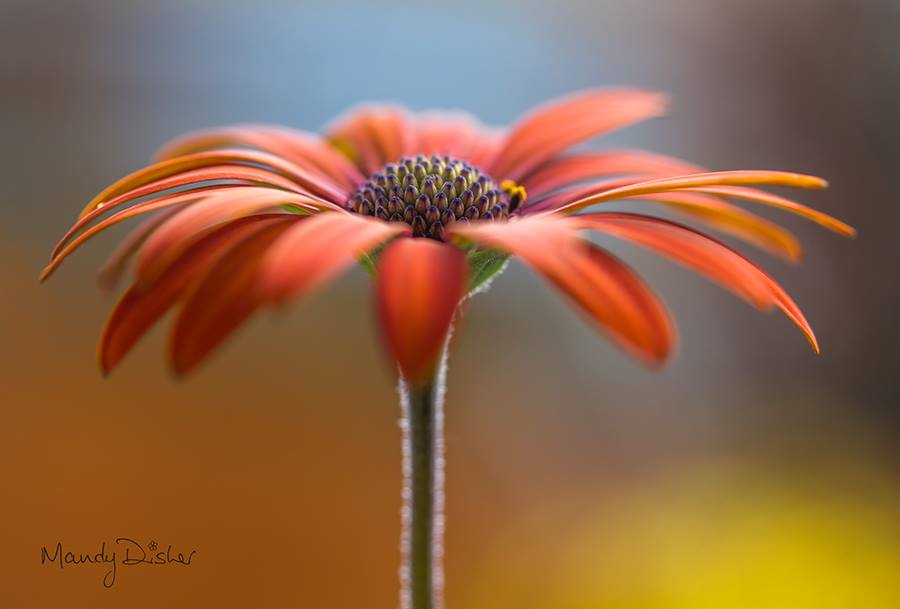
top-left (399, 344), bottom-right (448, 609)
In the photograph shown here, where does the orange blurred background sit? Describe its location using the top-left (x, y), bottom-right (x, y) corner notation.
top-left (1, 0), bottom-right (898, 607)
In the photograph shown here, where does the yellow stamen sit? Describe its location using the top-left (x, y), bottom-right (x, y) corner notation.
top-left (501, 180), bottom-right (527, 206)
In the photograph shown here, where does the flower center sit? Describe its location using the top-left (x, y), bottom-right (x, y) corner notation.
top-left (345, 155), bottom-right (524, 240)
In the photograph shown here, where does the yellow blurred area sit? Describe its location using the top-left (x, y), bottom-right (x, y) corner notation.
top-left (468, 467), bottom-right (900, 609)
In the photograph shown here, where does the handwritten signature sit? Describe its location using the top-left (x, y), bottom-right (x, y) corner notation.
top-left (40, 538), bottom-right (197, 588)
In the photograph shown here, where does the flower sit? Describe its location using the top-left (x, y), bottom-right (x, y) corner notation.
top-left (41, 89), bottom-right (854, 381)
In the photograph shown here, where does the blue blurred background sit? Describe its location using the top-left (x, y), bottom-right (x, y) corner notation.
top-left (1, 0), bottom-right (898, 607)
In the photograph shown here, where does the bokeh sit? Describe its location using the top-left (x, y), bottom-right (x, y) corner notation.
top-left (1, 0), bottom-right (898, 607)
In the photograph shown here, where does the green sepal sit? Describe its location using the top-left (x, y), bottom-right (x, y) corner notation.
top-left (278, 203), bottom-right (313, 215)
top-left (357, 241), bottom-right (510, 294)
top-left (359, 242), bottom-right (387, 276)
top-left (466, 247), bottom-right (510, 294)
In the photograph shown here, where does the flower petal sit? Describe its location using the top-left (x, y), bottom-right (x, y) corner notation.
top-left (53, 165), bottom-right (306, 259)
top-left (169, 218), bottom-right (298, 375)
top-left (327, 105), bottom-right (415, 174)
top-left (375, 238), bottom-right (469, 381)
top-left (524, 178), bottom-right (646, 214)
top-left (678, 185), bottom-right (856, 236)
top-left (630, 191), bottom-right (803, 262)
top-left (42, 186), bottom-right (328, 282)
top-left (134, 188), bottom-right (329, 287)
top-left (154, 124), bottom-right (366, 188)
top-left (569, 213), bottom-right (818, 351)
top-left (551, 170), bottom-right (829, 215)
top-left (99, 215), bottom-right (295, 374)
top-left (257, 212), bottom-right (410, 305)
top-left (521, 150), bottom-right (703, 198)
top-left (78, 149), bottom-right (348, 219)
top-left (42, 189), bottom-right (216, 282)
top-left (488, 89), bottom-right (668, 181)
top-left (97, 207), bottom-right (183, 291)
top-left (533, 185), bottom-right (802, 262)
top-left (449, 216), bottom-right (674, 365)
top-left (466, 127), bottom-right (505, 169)
top-left (413, 111), bottom-right (497, 160)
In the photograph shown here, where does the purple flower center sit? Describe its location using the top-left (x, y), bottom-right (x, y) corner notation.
top-left (345, 155), bottom-right (523, 240)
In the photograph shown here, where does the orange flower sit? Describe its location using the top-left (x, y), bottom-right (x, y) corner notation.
top-left (42, 88), bottom-right (854, 381)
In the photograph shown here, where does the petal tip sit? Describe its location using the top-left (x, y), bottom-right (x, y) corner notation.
top-left (375, 238), bottom-right (468, 382)
top-left (786, 246), bottom-right (805, 265)
top-left (168, 356), bottom-right (193, 379)
top-left (808, 334), bottom-right (821, 354)
top-left (38, 264), bottom-right (54, 282)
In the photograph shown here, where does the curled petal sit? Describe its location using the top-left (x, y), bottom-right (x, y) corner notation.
top-left (99, 215), bottom-right (295, 374)
top-left (53, 166), bottom-right (305, 260)
top-left (449, 216), bottom-right (674, 365)
top-left (97, 207), bottom-right (183, 290)
top-left (376, 238), bottom-right (469, 381)
top-left (42, 185), bottom-right (329, 282)
top-left (521, 150), bottom-right (703, 198)
top-left (524, 178), bottom-right (646, 214)
top-left (678, 185), bottom-right (856, 236)
top-left (568, 213), bottom-right (818, 351)
top-left (258, 212), bottom-right (410, 305)
top-left (552, 170), bottom-right (829, 215)
top-left (526, 183), bottom-right (802, 261)
top-left (134, 188), bottom-right (330, 287)
top-left (78, 149), bottom-right (348, 219)
top-left (42, 189), bottom-right (216, 281)
top-left (489, 89), bottom-right (668, 181)
top-left (169, 218), bottom-right (298, 375)
top-left (154, 124), bottom-right (365, 188)
top-left (627, 191), bottom-right (803, 262)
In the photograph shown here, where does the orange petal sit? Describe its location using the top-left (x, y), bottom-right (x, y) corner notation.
top-left (42, 189), bottom-right (216, 282)
top-left (627, 191), bottom-right (803, 262)
top-left (526, 182), bottom-right (802, 261)
top-left (327, 105), bottom-right (415, 173)
top-left (552, 170), bottom-right (829, 214)
top-left (413, 111), bottom-right (494, 159)
top-left (134, 188), bottom-right (329, 287)
top-left (449, 216), bottom-right (674, 365)
top-left (78, 149), bottom-right (348, 219)
top-left (679, 185), bottom-right (856, 236)
top-left (168, 218), bottom-right (297, 375)
top-left (521, 150), bottom-right (703, 198)
top-left (466, 127), bottom-right (505, 169)
top-left (637, 191), bottom-right (803, 262)
top-left (489, 89), bottom-right (668, 181)
top-left (154, 124), bottom-right (365, 188)
top-left (569, 213), bottom-right (818, 351)
top-left (42, 185), bottom-right (327, 282)
top-left (53, 166), bottom-right (306, 260)
top-left (99, 215), bottom-right (295, 374)
top-left (258, 212), bottom-right (410, 305)
top-left (376, 238), bottom-right (469, 381)
top-left (97, 207), bottom-right (183, 291)
top-left (524, 178), bottom-right (645, 213)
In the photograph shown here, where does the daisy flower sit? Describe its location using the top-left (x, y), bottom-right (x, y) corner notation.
top-left (42, 88), bottom-right (853, 609)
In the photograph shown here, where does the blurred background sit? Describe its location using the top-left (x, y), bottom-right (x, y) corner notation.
top-left (1, 0), bottom-right (898, 607)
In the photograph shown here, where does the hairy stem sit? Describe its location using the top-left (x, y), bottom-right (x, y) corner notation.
top-left (398, 345), bottom-right (448, 609)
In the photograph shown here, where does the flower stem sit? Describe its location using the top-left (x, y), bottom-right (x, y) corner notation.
top-left (398, 345), bottom-right (448, 609)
